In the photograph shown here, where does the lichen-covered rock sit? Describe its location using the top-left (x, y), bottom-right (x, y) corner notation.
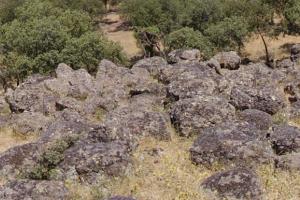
top-left (103, 99), bottom-right (171, 142)
top-left (5, 75), bottom-right (58, 114)
top-left (270, 125), bottom-right (300, 155)
top-left (201, 167), bottom-right (263, 200)
top-left (0, 180), bottom-right (68, 200)
top-left (96, 60), bottom-right (166, 110)
top-left (230, 85), bottom-right (285, 115)
top-left (170, 95), bottom-right (236, 137)
top-left (276, 58), bottom-right (294, 69)
top-left (59, 140), bottom-right (131, 179)
top-left (8, 112), bottom-right (53, 135)
top-left (132, 56), bottom-right (168, 78)
top-left (239, 109), bottom-right (273, 130)
top-left (213, 51), bottom-right (241, 70)
top-left (168, 49), bottom-right (202, 63)
top-left (190, 122), bottom-right (273, 166)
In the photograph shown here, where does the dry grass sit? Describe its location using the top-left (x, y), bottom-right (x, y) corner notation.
top-left (65, 129), bottom-right (300, 200)
top-left (100, 13), bottom-right (141, 58)
top-left (258, 164), bottom-right (300, 200)
top-left (243, 34), bottom-right (300, 61)
top-left (107, 131), bottom-right (224, 200)
top-left (0, 127), bottom-right (37, 154)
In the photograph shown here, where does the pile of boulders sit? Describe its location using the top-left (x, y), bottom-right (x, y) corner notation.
top-left (1, 44), bottom-right (300, 199)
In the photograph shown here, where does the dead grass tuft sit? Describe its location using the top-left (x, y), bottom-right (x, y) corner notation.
top-left (258, 164), bottom-right (300, 200)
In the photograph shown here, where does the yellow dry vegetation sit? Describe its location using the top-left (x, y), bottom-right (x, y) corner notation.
top-left (0, 127), bottom-right (37, 154)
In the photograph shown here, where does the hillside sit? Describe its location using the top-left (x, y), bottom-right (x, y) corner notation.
top-left (0, 47), bottom-right (300, 199)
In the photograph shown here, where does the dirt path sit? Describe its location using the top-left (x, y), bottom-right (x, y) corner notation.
top-left (100, 12), bottom-right (141, 58)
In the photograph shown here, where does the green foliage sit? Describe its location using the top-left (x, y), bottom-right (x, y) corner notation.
top-left (166, 27), bottom-right (214, 57)
top-left (27, 135), bottom-right (78, 180)
top-left (284, 0), bottom-right (300, 33)
top-left (62, 32), bottom-right (127, 73)
top-left (0, 0), bottom-right (127, 82)
top-left (204, 17), bottom-right (250, 51)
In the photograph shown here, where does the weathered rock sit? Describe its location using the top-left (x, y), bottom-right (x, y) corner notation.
top-left (276, 153), bottom-right (300, 171)
top-left (230, 85), bottom-right (285, 115)
top-left (239, 109), bottom-right (273, 130)
top-left (103, 101), bottom-right (171, 142)
top-left (45, 63), bottom-right (96, 99)
top-left (201, 167), bottom-right (263, 200)
top-left (9, 112), bottom-right (53, 135)
top-left (0, 143), bottom-right (40, 180)
top-left (213, 51), bottom-right (241, 70)
top-left (190, 122), bottom-right (273, 166)
top-left (108, 196), bottom-right (136, 200)
top-left (40, 110), bottom-right (94, 143)
top-left (96, 60), bottom-right (166, 110)
top-left (5, 75), bottom-right (58, 114)
top-left (168, 49), bottom-right (202, 63)
top-left (270, 125), bottom-right (300, 155)
top-left (276, 58), bottom-right (294, 69)
top-left (291, 44), bottom-right (300, 61)
top-left (170, 95), bottom-right (236, 137)
top-left (59, 140), bottom-right (131, 180)
top-left (132, 57), bottom-right (168, 78)
top-left (0, 180), bottom-right (68, 200)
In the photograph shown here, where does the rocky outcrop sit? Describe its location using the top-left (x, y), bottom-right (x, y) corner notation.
top-left (2, 47), bottom-right (300, 199)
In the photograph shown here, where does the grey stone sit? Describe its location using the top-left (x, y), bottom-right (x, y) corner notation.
top-left (201, 167), bottom-right (263, 200)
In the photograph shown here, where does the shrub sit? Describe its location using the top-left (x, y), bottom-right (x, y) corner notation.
top-left (166, 27), bottom-right (214, 57)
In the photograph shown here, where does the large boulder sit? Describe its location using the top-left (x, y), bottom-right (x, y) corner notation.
top-left (190, 122), bottom-right (273, 166)
top-left (201, 167), bottom-right (263, 200)
top-left (239, 109), bottom-right (273, 130)
top-left (5, 75), bottom-right (58, 114)
top-left (270, 125), bottom-right (300, 155)
top-left (213, 51), bottom-right (241, 70)
top-left (59, 140), bottom-right (131, 181)
top-left (170, 95), bottom-right (236, 137)
top-left (168, 49), bottom-right (202, 63)
top-left (230, 85), bottom-right (285, 115)
top-left (132, 57), bottom-right (168, 79)
top-left (0, 180), bottom-right (68, 200)
top-left (8, 112), bottom-right (53, 135)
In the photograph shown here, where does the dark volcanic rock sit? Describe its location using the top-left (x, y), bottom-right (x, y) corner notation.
top-left (201, 167), bottom-right (263, 200)
top-left (170, 95), bottom-right (236, 137)
top-left (270, 125), bottom-right (300, 155)
top-left (190, 122), bottom-right (273, 166)
top-left (239, 109), bottom-right (273, 130)
top-left (0, 180), bottom-right (68, 200)
top-left (5, 75), bottom-right (58, 114)
top-left (213, 51), bottom-right (241, 70)
top-left (230, 85), bottom-right (285, 115)
top-left (132, 56), bottom-right (168, 78)
top-left (59, 140), bottom-right (131, 180)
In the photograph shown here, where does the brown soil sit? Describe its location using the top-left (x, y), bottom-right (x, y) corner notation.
top-left (100, 12), bottom-right (141, 58)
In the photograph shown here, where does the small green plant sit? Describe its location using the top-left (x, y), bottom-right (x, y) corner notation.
top-left (27, 135), bottom-right (78, 180)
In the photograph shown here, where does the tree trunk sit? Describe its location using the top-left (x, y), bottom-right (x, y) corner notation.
top-left (258, 31), bottom-right (271, 64)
